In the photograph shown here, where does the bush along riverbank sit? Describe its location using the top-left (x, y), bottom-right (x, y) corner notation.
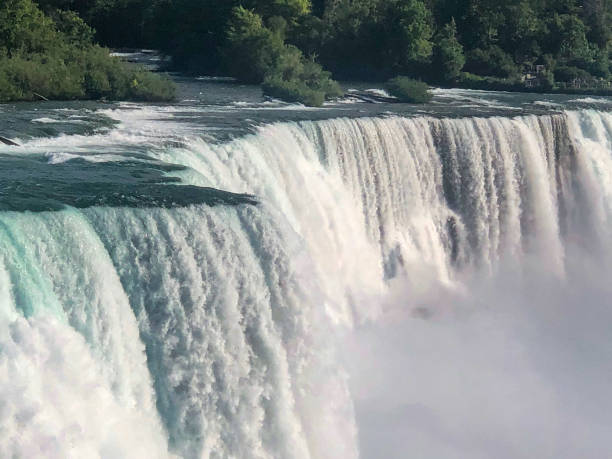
top-left (0, 1), bottom-right (175, 103)
top-left (385, 77), bottom-right (433, 103)
top-left (224, 7), bottom-right (343, 107)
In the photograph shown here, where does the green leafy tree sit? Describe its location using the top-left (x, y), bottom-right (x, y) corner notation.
top-left (433, 18), bottom-right (465, 80)
top-left (224, 7), bottom-right (285, 83)
top-left (313, 0), bottom-right (433, 78)
top-left (465, 46), bottom-right (519, 78)
top-left (498, 1), bottom-right (539, 62)
top-left (52, 10), bottom-right (95, 48)
top-left (223, 7), bottom-right (342, 106)
top-left (0, 0), bottom-right (59, 57)
top-left (549, 14), bottom-right (590, 60)
top-left (13, 0), bottom-right (611, 91)
top-left (385, 0), bottom-right (434, 67)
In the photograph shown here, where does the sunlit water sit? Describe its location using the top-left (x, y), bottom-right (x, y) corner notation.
top-left (1, 75), bottom-right (612, 458)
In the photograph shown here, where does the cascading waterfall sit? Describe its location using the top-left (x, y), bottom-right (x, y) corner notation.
top-left (163, 110), bottom-right (612, 290)
top-left (1, 109), bottom-right (611, 458)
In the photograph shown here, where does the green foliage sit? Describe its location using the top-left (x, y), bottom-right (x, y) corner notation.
top-left (262, 76), bottom-right (325, 106)
top-left (0, 0), bottom-right (175, 102)
top-left (382, 0), bottom-right (434, 67)
top-left (263, 48), bottom-right (342, 106)
top-left (9, 0), bottom-right (612, 94)
top-left (554, 65), bottom-right (593, 83)
top-left (78, 46), bottom-right (176, 101)
top-left (433, 18), bottom-right (465, 81)
top-left (314, 0), bottom-right (434, 79)
top-left (51, 10), bottom-right (95, 48)
top-left (224, 7), bottom-right (342, 106)
top-left (465, 46), bottom-right (519, 79)
top-left (244, 0), bottom-right (312, 20)
top-left (455, 72), bottom-right (524, 91)
top-left (37, 0), bottom-right (156, 48)
top-left (546, 13), bottom-right (591, 60)
top-left (0, 0), bottom-right (60, 56)
top-left (0, 46), bottom-right (176, 102)
top-left (224, 7), bottom-right (285, 83)
top-left (386, 76), bottom-right (432, 103)
top-left (0, 54), bottom-right (83, 101)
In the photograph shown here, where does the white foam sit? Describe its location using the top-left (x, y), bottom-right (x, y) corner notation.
top-left (32, 117), bottom-right (60, 124)
top-left (568, 97), bottom-right (611, 104)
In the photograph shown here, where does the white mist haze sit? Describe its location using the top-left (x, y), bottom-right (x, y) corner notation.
top-left (346, 253), bottom-right (612, 459)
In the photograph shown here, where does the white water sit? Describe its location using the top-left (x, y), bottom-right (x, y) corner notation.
top-left (1, 109), bottom-right (612, 458)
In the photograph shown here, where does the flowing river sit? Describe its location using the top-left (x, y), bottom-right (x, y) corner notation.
top-left (1, 74), bottom-right (612, 458)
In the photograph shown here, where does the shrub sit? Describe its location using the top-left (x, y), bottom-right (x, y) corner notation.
top-left (465, 46), bottom-right (519, 79)
top-left (262, 76), bottom-right (325, 106)
top-left (300, 59), bottom-right (344, 99)
top-left (126, 67), bottom-right (177, 102)
top-left (76, 46), bottom-right (176, 101)
top-left (261, 45), bottom-right (343, 106)
top-left (262, 52), bottom-right (343, 106)
top-left (456, 72), bottom-right (524, 91)
top-left (0, 47), bottom-right (176, 102)
top-left (386, 76), bottom-right (432, 103)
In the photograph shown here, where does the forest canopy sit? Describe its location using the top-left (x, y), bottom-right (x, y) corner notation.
top-left (2, 0), bottom-right (612, 103)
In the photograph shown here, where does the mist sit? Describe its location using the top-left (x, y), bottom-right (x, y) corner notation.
top-left (345, 250), bottom-right (612, 459)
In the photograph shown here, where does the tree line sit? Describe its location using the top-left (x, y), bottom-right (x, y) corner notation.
top-left (3, 0), bottom-right (612, 104)
top-left (36, 0), bottom-right (610, 78)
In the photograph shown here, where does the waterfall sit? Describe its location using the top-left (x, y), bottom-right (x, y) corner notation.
top-left (1, 109), bottom-right (611, 458)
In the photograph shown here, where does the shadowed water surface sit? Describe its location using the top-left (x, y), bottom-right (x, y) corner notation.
top-left (0, 154), bottom-right (256, 211)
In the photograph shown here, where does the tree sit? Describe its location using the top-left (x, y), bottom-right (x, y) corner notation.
top-left (223, 7), bottom-right (285, 83)
top-left (464, 46), bottom-right (519, 78)
top-left (380, 0), bottom-right (434, 69)
top-left (52, 10), bottom-right (95, 48)
top-left (0, 0), bottom-right (60, 57)
top-left (498, 0), bottom-right (539, 63)
top-left (433, 18), bottom-right (465, 80)
top-left (547, 13), bottom-right (590, 60)
top-left (223, 6), bottom-right (342, 106)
